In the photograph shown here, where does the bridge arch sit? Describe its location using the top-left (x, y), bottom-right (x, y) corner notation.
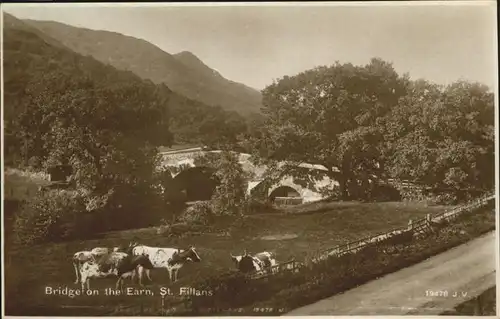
top-left (171, 166), bottom-right (219, 202)
top-left (269, 185), bottom-right (302, 204)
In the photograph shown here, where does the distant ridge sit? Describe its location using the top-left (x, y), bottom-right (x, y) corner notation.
top-left (3, 13), bottom-right (251, 149)
top-left (23, 18), bottom-right (263, 115)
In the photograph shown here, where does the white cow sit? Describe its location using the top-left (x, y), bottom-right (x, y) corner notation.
top-left (231, 250), bottom-right (277, 274)
top-left (131, 244), bottom-right (201, 282)
top-left (78, 251), bottom-right (154, 291)
top-left (72, 247), bottom-right (119, 284)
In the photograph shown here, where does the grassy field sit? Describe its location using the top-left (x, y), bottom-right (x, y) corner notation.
top-left (4, 200), bottom-right (452, 315)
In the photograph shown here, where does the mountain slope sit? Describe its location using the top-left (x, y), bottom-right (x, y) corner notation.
top-left (2, 13), bottom-right (68, 50)
top-left (23, 19), bottom-right (263, 115)
top-left (3, 13), bottom-right (249, 164)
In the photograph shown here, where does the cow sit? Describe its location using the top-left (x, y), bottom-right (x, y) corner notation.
top-left (72, 247), bottom-right (120, 284)
top-left (113, 242), bottom-right (153, 284)
top-left (231, 250), bottom-right (277, 274)
top-left (130, 244), bottom-right (201, 283)
top-left (78, 251), bottom-right (154, 291)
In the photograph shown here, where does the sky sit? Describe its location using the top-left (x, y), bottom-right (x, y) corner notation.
top-left (3, 2), bottom-right (497, 91)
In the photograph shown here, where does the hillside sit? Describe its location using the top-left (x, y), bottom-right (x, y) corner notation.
top-left (23, 19), bottom-right (263, 115)
top-left (2, 12), bottom-right (68, 50)
top-left (3, 13), bottom-right (249, 165)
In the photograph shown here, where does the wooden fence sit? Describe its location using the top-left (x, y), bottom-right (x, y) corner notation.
top-left (433, 193), bottom-right (495, 222)
top-left (311, 191), bottom-right (495, 263)
top-left (250, 258), bottom-right (304, 280)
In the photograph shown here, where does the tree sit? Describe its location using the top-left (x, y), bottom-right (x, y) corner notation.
top-left (194, 151), bottom-right (248, 216)
top-left (381, 79), bottom-right (494, 196)
top-left (251, 58), bottom-right (409, 199)
top-left (197, 108), bottom-right (248, 150)
top-left (15, 73), bottom-right (172, 193)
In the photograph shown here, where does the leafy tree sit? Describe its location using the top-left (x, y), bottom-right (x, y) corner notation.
top-left (381, 79), bottom-right (494, 196)
top-left (17, 74), bottom-right (170, 192)
top-left (251, 58), bottom-right (409, 199)
top-left (166, 95), bottom-right (248, 148)
top-left (197, 108), bottom-right (248, 150)
top-left (194, 151), bottom-right (248, 216)
top-left (2, 26), bottom-right (181, 233)
top-left (4, 27), bottom-right (173, 192)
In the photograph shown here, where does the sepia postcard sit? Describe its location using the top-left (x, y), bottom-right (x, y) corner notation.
top-left (1, 1), bottom-right (498, 317)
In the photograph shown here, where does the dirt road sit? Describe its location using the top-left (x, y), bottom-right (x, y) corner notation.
top-left (286, 231), bottom-right (496, 315)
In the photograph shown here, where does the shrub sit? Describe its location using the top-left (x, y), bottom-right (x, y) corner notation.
top-left (94, 182), bottom-right (165, 232)
top-left (156, 224), bottom-right (170, 236)
top-left (398, 187), bottom-right (431, 202)
top-left (156, 222), bottom-right (208, 237)
top-left (194, 151), bottom-right (248, 216)
top-left (13, 189), bottom-right (89, 245)
top-left (369, 184), bottom-right (401, 202)
top-left (178, 201), bottom-right (215, 225)
top-left (430, 192), bottom-right (459, 205)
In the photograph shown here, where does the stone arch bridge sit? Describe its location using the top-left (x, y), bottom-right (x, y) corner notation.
top-left (158, 147), bottom-right (339, 204)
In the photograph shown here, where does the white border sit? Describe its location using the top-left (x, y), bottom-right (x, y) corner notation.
top-left (1, 1), bottom-right (498, 319)
top-left (0, 1), bottom-right (497, 8)
top-left (1, 5), bottom-right (5, 319)
top-left (493, 0), bottom-right (500, 316)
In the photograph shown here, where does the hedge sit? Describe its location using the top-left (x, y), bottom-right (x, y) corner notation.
top-left (13, 189), bottom-right (90, 245)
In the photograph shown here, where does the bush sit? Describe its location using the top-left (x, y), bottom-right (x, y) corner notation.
top-left (178, 201), bottom-right (215, 225)
top-left (156, 222), bottom-right (208, 237)
top-left (429, 192), bottom-right (459, 205)
top-left (94, 183), bottom-right (165, 232)
top-left (13, 189), bottom-right (89, 245)
top-left (369, 184), bottom-right (401, 202)
top-left (194, 151), bottom-right (248, 216)
top-left (398, 187), bottom-right (431, 202)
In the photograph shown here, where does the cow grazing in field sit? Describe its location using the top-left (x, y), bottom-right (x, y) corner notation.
top-left (72, 247), bottom-right (120, 284)
top-left (130, 244), bottom-right (201, 283)
top-left (113, 242), bottom-right (153, 284)
top-left (78, 251), bottom-right (154, 291)
top-left (231, 250), bottom-right (277, 274)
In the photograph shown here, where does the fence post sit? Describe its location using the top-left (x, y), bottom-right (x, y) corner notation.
top-left (426, 214), bottom-right (432, 227)
top-left (408, 219), bottom-right (413, 231)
